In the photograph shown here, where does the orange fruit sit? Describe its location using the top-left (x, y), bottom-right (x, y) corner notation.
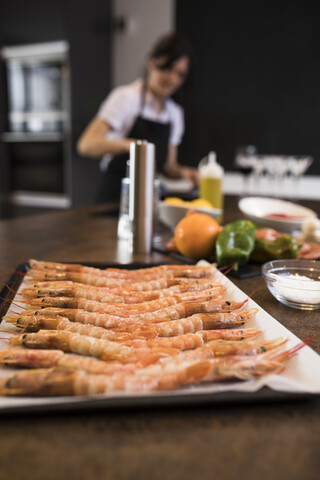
top-left (174, 212), bottom-right (222, 259)
top-left (164, 197), bottom-right (184, 205)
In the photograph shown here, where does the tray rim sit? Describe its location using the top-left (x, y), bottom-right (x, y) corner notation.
top-left (0, 387), bottom-right (317, 417)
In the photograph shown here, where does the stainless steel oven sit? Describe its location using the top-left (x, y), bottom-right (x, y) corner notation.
top-left (1, 41), bottom-right (72, 209)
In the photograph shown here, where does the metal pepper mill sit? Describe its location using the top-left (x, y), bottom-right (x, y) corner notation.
top-left (129, 140), bottom-right (155, 254)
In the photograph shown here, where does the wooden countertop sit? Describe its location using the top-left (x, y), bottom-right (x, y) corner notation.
top-left (0, 196), bottom-right (319, 480)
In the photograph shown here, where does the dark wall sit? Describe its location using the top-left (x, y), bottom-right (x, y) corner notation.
top-left (65, 2), bottom-right (112, 206)
top-left (0, 0), bottom-right (112, 207)
top-left (175, 0), bottom-right (320, 175)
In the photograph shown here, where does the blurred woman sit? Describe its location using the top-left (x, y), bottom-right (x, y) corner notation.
top-left (77, 32), bottom-right (199, 201)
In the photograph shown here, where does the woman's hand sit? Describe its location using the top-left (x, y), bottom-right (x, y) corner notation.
top-left (180, 166), bottom-right (200, 187)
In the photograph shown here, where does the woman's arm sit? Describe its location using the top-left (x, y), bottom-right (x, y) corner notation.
top-left (163, 145), bottom-right (200, 186)
top-left (77, 117), bottom-right (134, 158)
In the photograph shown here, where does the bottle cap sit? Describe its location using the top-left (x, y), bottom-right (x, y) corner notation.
top-left (199, 151), bottom-right (223, 179)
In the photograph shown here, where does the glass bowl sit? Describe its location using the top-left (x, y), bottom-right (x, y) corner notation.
top-left (262, 259), bottom-right (320, 310)
top-left (158, 202), bottom-right (222, 230)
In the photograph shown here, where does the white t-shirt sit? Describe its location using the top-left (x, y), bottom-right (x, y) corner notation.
top-left (97, 79), bottom-right (185, 171)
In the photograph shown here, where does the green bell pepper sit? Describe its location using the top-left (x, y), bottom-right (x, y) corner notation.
top-left (250, 236), bottom-right (302, 263)
top-left (216, 220), bottom-right (256, 270)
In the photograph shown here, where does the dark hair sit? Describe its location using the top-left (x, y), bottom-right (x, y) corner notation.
top-left (148, 32), bottom-right (194, 70)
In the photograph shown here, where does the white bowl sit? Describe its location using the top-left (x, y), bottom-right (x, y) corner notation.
top-left (238, 196), bottom-right (317, 233)
top-left (158, 202), bottom-right (222, 230)
top-left (262, 259), bottom-right (320, 310)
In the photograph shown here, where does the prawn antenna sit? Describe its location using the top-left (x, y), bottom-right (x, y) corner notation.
top-left (301, 337), bottom-right (314, 347)
top-left (219, 265), bottom-right (234, 277)
top-left (3, 306), bottom-right (23, 316)
top-left (0, 281), bottom-right (17, 295)
top-left (0, 296), bottom-right (28, 311)
top-left (238, 298), bottom-right (249, 309)
top-left (247, 286), bottom-right (264, 299)
top-left (0, 330), bottom-right (13, 341)
top-left (0, 270), bottom-right (26, 277)
top-left (287, 339), bottom-right (312, 359)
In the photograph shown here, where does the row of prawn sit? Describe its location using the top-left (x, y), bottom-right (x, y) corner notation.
top-left (0, 260), bottom-right (303, 396)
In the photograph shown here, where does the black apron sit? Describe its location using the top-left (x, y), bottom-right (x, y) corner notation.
top-left (97, 93), bottom-right (171, 202)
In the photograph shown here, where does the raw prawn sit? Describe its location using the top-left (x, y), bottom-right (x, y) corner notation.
top-left (124, 337), bottom-right (288, 380)
top-left (0, 365), bottom-right (202, 396)
top-left (0, 334), bottom-right (275, 374)
top-left (185, 341), bottom-right (305, 383)
top-left (0, 348), bottom-right (142, 374)
top-left (119, 331), bottom-right (269, 352)
top-left (198, 327), bottom-right (260, 342)
top-left (130, 308), bottom-right (259, 337)
top-left (24, 285), bottom-right (224, 314)
top-left (11, 314), bottom-right (260, 341)
top-left (8, 310), bottom-right (151, 330)
top-left (9, 330), bottom-right (179, 363)
top-left (28, 259), bottom-right (215, 279)
top-left (0, 342), bottom-right (303, 396)
top-left (21, 279), bottom-right (218, 302)
top-left (11, 298), bottom-right (247, 328)
top-left (12, 315), bottom-right (156, 340)
top-left (26, 268), bottom-right (203, 290)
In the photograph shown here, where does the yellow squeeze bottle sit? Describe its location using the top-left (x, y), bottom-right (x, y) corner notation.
top-left (199, 151), bottom-right (224, 210)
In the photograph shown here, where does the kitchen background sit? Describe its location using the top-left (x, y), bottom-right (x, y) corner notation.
top-left (0, 0), bottom-right (319, 219)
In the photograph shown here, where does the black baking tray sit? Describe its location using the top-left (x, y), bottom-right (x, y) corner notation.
top-left (0, 261), bottom-right (318, 415)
